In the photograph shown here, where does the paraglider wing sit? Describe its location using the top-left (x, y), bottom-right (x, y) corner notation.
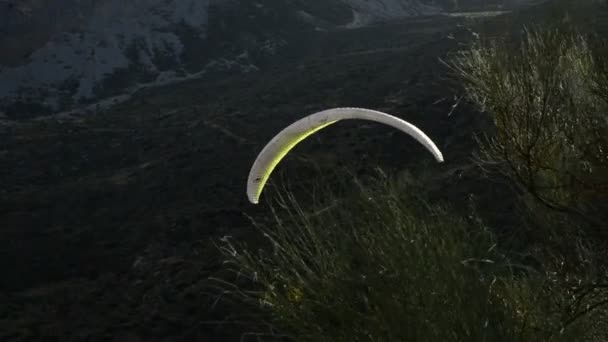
top-left (247, 107), bottom-right (444, 204)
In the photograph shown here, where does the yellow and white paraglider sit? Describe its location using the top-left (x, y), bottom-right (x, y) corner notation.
top-left (246, 107), bottom-right (444, 204)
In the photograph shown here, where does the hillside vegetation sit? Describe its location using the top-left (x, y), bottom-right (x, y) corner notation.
top-left (1, 1), bottom-right (607, 341)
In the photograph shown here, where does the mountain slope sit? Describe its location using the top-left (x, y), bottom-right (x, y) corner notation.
top-left (0, 0), bottom-right (214, 117)
top-left (2, 1), bottom-right (603, 341)
top-left (0, 0), bottom-right (440, 118)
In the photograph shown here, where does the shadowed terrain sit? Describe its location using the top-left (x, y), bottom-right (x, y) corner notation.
top-left (1, 2), bottom-right (605, 341)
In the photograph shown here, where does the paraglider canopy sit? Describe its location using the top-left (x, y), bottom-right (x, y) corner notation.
top-left (246, 107), bottom-right (444, 204)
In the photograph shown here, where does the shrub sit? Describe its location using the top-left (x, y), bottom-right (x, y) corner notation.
top-left (447, 24), bottom-right (608, 243)
top-left (213, 172), bottom-right (607, 341)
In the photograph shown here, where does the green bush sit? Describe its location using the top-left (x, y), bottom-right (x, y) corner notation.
top-left (447, 25), bottom-right (608, 238)
top-left (213, 172), bottom-right (607, 341)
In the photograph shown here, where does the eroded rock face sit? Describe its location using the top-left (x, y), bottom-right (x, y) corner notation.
top-left (0, 0), bottom-right (214, 117)
top-left (0, 0), bottom-right (439, 118)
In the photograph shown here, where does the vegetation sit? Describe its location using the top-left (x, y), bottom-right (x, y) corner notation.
top-left (214, 170), bottom-right (607, 341)
top-left (449, 25), bottom-right (608, 234)
top-left (214, 12), bottom-right (608, 342)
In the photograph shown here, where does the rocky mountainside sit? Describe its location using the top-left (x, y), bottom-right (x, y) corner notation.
top-left (0, 0), bottom-right (444, 118)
